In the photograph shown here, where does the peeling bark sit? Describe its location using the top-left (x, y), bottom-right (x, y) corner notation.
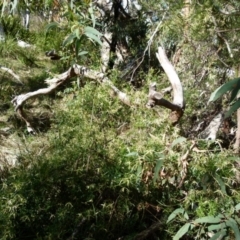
top-left (11, 65), bottom-right (130, 133)
top-left (147, 47), bottom-right (184, 124)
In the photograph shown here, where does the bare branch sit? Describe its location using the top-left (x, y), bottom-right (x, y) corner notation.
top-left (0, 66), bottom-right (23, 85)
top-left (146, 83), bottom-right (183, 124)
top-left (148, 47), bottom-right (184, 124)
top-left (72, 64), bottom-right (131, 106)
top-left (156, 47), bottom-right (184, 108)
top-left (130, 12), bottom-right (166, 81)
top-left (11, 65), bottom-right (131, 133)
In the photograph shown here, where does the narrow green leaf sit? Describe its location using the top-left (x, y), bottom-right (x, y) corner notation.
top-left (214, 175), bottom-right (227, 194)
top-left (209, 230), bottom-right (227, 240)
top-left (171, 137), bottom-right (187, 148)
top-left (45, 22), bottom-right (59, 33)
top-left (136, 165), bottom-right (143, 181)
top-left (230, 88), bottom-right (240, 103)
top-left (208, 77), bottom-right (240, 103)
top-left (224, 98), bottom-right (240, 118)
top-left (153, 159), bottom-right (164, 182)
top-left (125, 152), bottom-right (138, 157)
top-left (235, 216), bottom-right (240, 225)
top-left (78, 51), bottom-right (88, 56)
top-left (88, 5), bottom-right (96, 27)
top-left (85, 32), bottom-right (102, 45)
top-left (63, 33), bottom-right (76, 46)
top-left (60, 56), bottom-right (70, 60)
top-left (226, 218), bottom-right (240, 239)
top-left (208, 223), bottom-right (225, 231)
top-left (184, 212), bottom-right (189, 220)
top-left (167, 208), bottom-right (185, 223)
top-left (75, 40), bottom-right (81, 58)
top-left (173, 223), bottom-right (190, 240)
top-left (235, 203), bottom-right (240, 211)
top-left (194, 216), bottom-right (221, 224)
top-left (75, 28), bottom-right (80, 39)
top-left (84, 26), bottom-right (102, 36)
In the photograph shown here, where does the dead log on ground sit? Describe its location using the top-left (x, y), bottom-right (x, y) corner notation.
top-left (11, 64), bottom-right (130, 133)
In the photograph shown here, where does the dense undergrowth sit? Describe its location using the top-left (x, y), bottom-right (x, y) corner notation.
top-left (1, 3), bottom-right (240, 239)
top-left (2, 82), bottom-right (240, 239)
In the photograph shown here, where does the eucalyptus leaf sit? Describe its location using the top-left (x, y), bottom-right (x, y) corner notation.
top-left (75, 40), bottom-right (81, 58)
top-left (84, 26), bottom-right (102, 36)
top-left (63, 33), bottom-right (76, 46)
top-left (125, 152), bottom-right (138, 157)
top-left (208, 223), bottom-right (225, 231)
top-left (208, 77), bottom-right (240, 103)
top-left (171, 137), bottom-right (187, 149)
top-left (173, 223), bottom-right (190, 240)
top-left (136, 165), bottom-right (143, 181)
top-left (153, 159), bottom-right (163, 182)
top-left (45, 22), bottom-right (60, 33)
top-left (230, 87), bottom-right (240, 103)
top-left (209, 230), bottom-right (227, 240)
top-left (194, 216), bottom-right (221, 224)
top-left (235, 203), bottom-right (240, 211)
top-left (214, 175), bottom-right (227, 194)
top-left (85, 32), bottom-right (102, 45)
top-left (167, 208), bottom-right (185, 223)
top-left (224, 98), bottom-right (240, 118)
top-left (88, 5), bottom-right (96, 27)
top-left (78, 51), bottom-right (88, 56)
top-left (75, 28), bottom-right (80, 39)
top-left (184, 212), bottom-right (189, 220)
top-left (226, 218), bottom-right (240, 239)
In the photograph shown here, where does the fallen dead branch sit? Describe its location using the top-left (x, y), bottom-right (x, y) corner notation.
top-left (147, 47), bottom-right (184, 124)
top-left (11, 64), bottom-right (130, 133)
top-left (11, 48), bottom-right (183, 133)
top-left (0, 66), bottom-right (23, 85)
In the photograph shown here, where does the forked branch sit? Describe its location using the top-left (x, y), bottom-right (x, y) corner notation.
top-left (147, 47), bottom-right (184, 124)
top-left (11, 64), bottom-right (131, 133)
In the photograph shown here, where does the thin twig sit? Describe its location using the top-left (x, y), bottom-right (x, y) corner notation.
top-left (130, 12), bottom-right (166, 81)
